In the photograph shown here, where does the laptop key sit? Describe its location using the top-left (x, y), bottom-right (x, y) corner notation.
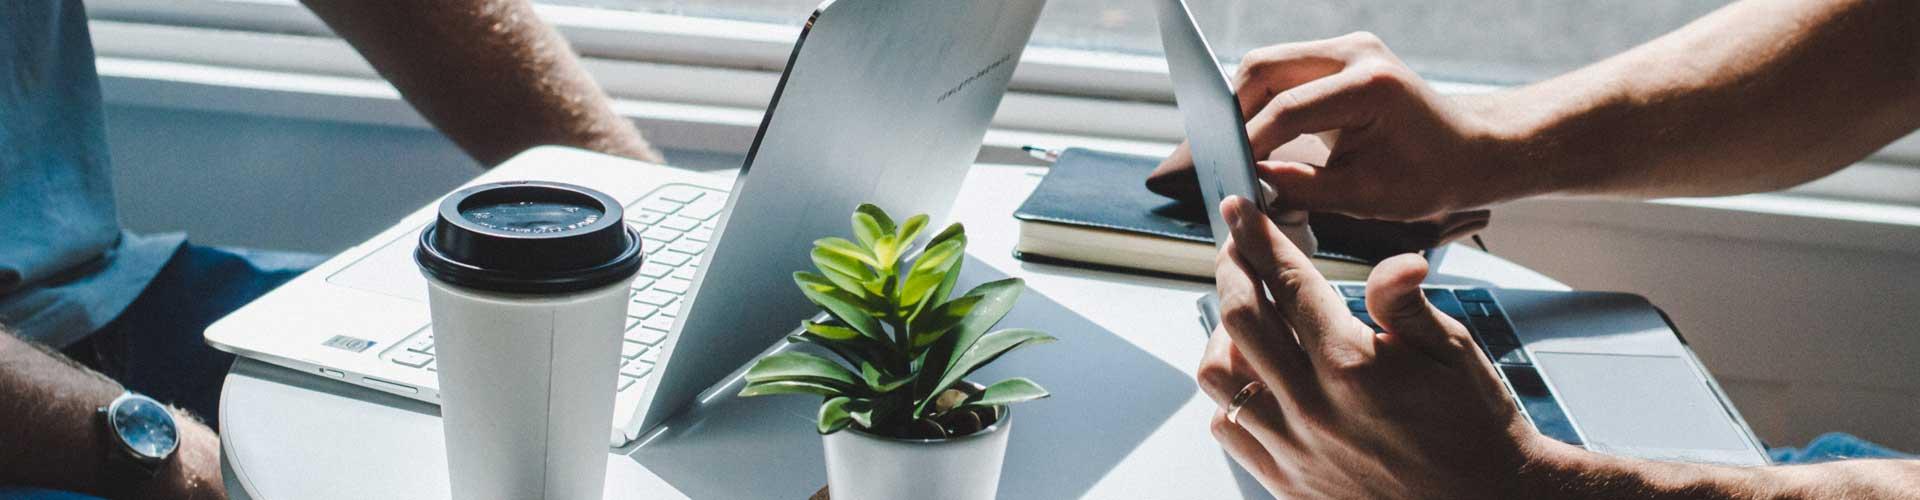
top-left (1488, 344), bottom-right (1530, 365)
top-left (687, 227), bottom-right (713, 242)
top-left (631, 277), bottom-right (656, 291)
top-left (655, 278), bottom-right (692, 295)
top-left (641, 227), bottom-right (682, 243)
top-left (639, 263), bottom-right (673, 278)
top-left (681, 197), bottom-right (726, 220)
top-left (621, 341), bottom-right (645, 359)
top-left (628, 327), bottom-right (668, 345)
top-left (1455, 288), bottom-right (1495, 303)
top-left (629, 304), bottom-right (658, 319)
top-left (670, 266), bottom-right (697, 280)
top-left (631, 210), bottom-right (668, 225)
top-left (1423, 289), bottom-right (1470, 321)
top-left (620, 360), bottom-right (655, 378)
top-left (661, 216), bottom-right (701, 232)
top-left (668, 240), bottom-right (708, 255)
top-left (655, 185), bottom-right (705, 204)
top-left (638, 198), bottom-right (683, 214)
top-left (617, 375), bottom-right (638, 391)
top-left (391, 351), bottom-right (432, 368)
top-left (641, 315), bottom-right (675, 332)
top-left (651, 251), bottom-right (693, 267)
top-left (634, 290), bottom-right (677, 306)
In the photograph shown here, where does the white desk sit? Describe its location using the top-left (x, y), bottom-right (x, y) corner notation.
top-left (219, 162), bottom-right (1567, 499)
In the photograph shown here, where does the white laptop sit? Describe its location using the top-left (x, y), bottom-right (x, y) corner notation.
top-left (1159, 0), bottom-right (1769, 465)
top-left (205, 0), bottom-right (1047, 447)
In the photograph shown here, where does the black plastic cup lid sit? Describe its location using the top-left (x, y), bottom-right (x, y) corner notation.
top-left (416, 181), bottom-right (643, 294)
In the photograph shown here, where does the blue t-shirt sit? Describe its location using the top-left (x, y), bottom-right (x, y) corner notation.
top-left (0, 1), bottom-right (184, 347)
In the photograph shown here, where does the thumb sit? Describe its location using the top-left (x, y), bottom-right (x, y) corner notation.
top-left (1362, 254), bottom-right (1468, 362)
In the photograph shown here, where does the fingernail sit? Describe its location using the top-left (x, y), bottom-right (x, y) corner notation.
top-left (1221, 196), bottom-right (1244, 228)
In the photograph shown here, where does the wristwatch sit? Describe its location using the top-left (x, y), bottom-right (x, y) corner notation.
top-left (97, 391), bottom-right (179, 477)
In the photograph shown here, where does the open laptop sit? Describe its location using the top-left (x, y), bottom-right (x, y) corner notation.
top-left (1157, 0), bottom-right (1769, 465)
top-left (205, 0), bottom-right (1047, 447)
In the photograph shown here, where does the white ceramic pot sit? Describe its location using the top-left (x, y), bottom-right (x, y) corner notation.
top-left (820, 409), bottom-right (1013, 500)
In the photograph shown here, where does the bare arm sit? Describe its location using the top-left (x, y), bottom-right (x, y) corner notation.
top-left (1488, 0), bottom-right (1920, 199)
top-left (0, 330), bottom-right (223, 499)
top-left (1521, 440), bottom-right (1920, 499)
top-left (299, 0), bottom-right (662, 167)
top-left (1162, 0), bottom-right (1919, 221)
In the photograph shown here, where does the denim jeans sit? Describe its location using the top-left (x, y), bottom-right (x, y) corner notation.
top-left (61, 242), bottom-right (324, 428)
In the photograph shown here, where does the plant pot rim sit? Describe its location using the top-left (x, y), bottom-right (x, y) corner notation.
top-left (840, 405), bottom-right (1010, 445)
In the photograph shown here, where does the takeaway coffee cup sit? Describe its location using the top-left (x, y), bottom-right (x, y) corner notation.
top-left (415, 181), bottom-right (642, 500)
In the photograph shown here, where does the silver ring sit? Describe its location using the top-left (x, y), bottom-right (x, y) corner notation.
top-left (1225, 381), bottom-right (1266, 426)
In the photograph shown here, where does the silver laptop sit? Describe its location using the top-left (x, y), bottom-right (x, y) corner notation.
top-left (206, 0), bottom-right (1047, 447)
top-left (1158, 0), bottom-right (1769, 465)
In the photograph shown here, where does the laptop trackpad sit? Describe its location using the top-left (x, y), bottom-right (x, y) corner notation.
top-left (327, 231), bottom-right (430, 303)
top-left (1533, 352), bottom-right (1755, 462)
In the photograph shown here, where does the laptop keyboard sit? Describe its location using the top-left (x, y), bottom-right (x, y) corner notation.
top-left (384, 183), bottom-right (729, 396)
top-left (1338, 285), bottom-right (1583, 446)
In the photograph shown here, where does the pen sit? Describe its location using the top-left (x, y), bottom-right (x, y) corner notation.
top-left (1021, 145), bottom-right (1061, 164)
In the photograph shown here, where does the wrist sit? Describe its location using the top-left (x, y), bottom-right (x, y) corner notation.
top-left (1452, 90), bottom-right (1568, 205)
top-left (1510, 434), bottom-right (1766, 500)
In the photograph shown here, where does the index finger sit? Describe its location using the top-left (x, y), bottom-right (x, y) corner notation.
top-left (1220, 196), bottom-right (1368, 358)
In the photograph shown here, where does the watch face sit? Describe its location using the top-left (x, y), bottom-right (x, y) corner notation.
top-left (110, 396), bottom-right (178, 460)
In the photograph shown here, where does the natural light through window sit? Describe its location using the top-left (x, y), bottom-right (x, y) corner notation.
top-left (541, 0), bottom-right (1726, 84)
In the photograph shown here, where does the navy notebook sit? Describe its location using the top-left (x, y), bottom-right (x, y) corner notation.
top-left (1012, 148), bottom-right (1416, 282)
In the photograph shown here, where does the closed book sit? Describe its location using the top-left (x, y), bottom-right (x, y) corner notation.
top-left (1012, 148), bottom-right (1389, 282)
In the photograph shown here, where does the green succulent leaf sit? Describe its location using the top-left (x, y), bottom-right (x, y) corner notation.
top-left (918, 278), bottom-right (1022, 374)
top-left (900, 239), bottom-right (965, 309)
top-left (908, 294), bottom-right (981, 348)
top-left (919, 328), bottom-right (1055, 417)
top-left (818, 396), bottom-right (856, 434)
top-left (855, 204), bottom-right (896, 234)
top-left (815, 261), bottom-right (878, 303)
top-left (968, 377), bottom-right (1051, 408)
top-left (813, 246), bottom-right (877, 281)
top-left (852, 204), bottom-right (896, 252)
top-left (928, 222), bottom-right (965, 248)
top-left (802, 320), bottom-right (861, 340)
top-left (794, 272), bottom-right (886, 341)
top-left (814, 237), bottom-right (879, 269)
top-left (740, 380), bottom-right (844, 398)
top-left (872, 235), bottom-right (902, 268)
top-left (743, 352), bottom-right (862, 393)
top-left (785, 331), bottom-right (898, 370)
top-left (896, 214), bottom-right (930, 246)
top-left (859, 362), bottom-right (913, 393)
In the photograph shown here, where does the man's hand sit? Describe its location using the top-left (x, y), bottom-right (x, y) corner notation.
top-left (1198, 195), bottom-right (1551, 498)
top-left (1151, 32), bottom-right (1533, 221)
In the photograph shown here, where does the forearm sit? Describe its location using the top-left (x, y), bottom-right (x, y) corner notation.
top-left (301, 0), bottom-right (660, 166)
top-left (0, 331), bottom-right (223, 499)
top-left (1482, 0), bottom-right (1919, 200)
top-left (0, 331), bottom-right (123, 493)
top-left (1521, 439), bottom-right (1920, 499)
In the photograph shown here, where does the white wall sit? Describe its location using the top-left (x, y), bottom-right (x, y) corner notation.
top-left (104, 101), bottom-right (1920, 453)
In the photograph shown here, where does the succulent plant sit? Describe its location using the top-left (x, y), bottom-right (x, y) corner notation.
top-left (737, 204), bottom-right (1054, 438)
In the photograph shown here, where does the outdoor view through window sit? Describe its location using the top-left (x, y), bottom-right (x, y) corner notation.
top-left (545, 0), bottom-right (1727, 84)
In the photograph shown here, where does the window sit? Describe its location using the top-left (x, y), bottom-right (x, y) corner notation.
top-left (543, 0), bottom-right (1727, 85)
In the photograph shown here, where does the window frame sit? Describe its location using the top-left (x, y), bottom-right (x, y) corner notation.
top-left (83, 0), bottom-right (1920, 212)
